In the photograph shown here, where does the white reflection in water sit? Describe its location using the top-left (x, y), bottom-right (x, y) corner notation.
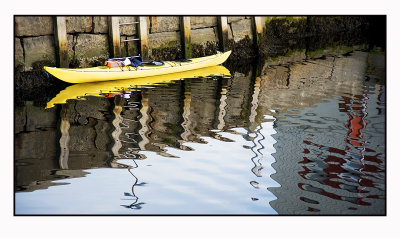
top-left (15, 124), bottom-right (280, 214)
top-left (122, 128), bottom-right (279, 214)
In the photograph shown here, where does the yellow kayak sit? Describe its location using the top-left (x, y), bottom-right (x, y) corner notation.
top-left (46, 65), bottom-right (231, 109)
top-left (44, 51), bottom-right (231, 83)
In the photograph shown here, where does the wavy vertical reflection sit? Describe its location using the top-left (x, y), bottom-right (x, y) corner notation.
top-left (59, 105), bottom-right (70, 170)
top-left (138, 91), bottom-right (151, 151)
top-left (245, 72), bottom-right (279, 206)
top-left (120, 160), bottom-right (146, 210)
top-left (111, 97), bottom-right (124, 162)
top-left (181, 84), bottom-right (192, 141)
top-left (246, 114), bottom-right (279, 206)
top-left (249, 77), bottom-right (262, 127)
top-left (217, 86), bottom-right (228, 130)
top-left (250, 125), bottom-right (266, 178)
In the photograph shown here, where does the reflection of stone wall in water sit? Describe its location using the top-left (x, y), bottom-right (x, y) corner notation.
top-left (224, 71), bottom-right (254, 128)
top-left (14, 68), bottom-right (255, 191)
top-left (260, 51), bottom-right (385, 214)
top-left (186, 78), bottom-right (219, 136)
top-left (14, 97), bottom-right (114, 191)
top-left (254, 51), bottom-right (368, 125)
top-left (147, 83), bottom-right (184, 153)
top-left (15, 100), bottom-right (58, 192)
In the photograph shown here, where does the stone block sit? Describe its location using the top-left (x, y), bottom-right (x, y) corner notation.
top-left (260, 65), bottom-right (290, 89)
top-left (74, 33), bottom-right (109, 60)
top-left (23, 36), bottom-right (56, 71)
top-left (149, 31), bottom-right (180, 49)
top-left (69, 97), bottom-right (110, 125)
top-left (15, 37), bottom-right (24, 67)
top-left (190, 16), bottom-right (217, 29)
top-left (150, 16), bottom-right (180, 33)
top-left (191, 28), bottom-right (216, 45)
top-left (119, 16), bottom-right (137, 35)
top-left (94, 120), bottom-right (112, 151)
top-left (121, 36), bottom-right (139, 57)
top-left (290, 54), bottom-right (333, 82)
top-left (66, 16), bottom-right (92, 33)
top-left (93, 16), bottom-right (108, 33)
top-left (265, 50), bottom-right (307, 66)
top-left (15, 129), bottom-right (58, 159)
top-left (69, 125), bottom-right (96, 152)
top-left (25, 101), bottom-right (57, 132)
top-left (67, 34), bottom-right (75, 62)
top-left (228, 16), bottom-right (245, 23)
top-left (231, 18), bottom-right (253, 42)
top-left (15, 16), bottom-right (53, 36)
top-left (227, 24), bottom-right (233, 40)
top-left (15, 105), bottom-right (26, 134)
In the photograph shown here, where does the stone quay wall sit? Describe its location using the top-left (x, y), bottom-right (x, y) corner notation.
top-left (15, 16), bottom-right (266, 72)
top-left (15, 16), bottom-right (375, 73)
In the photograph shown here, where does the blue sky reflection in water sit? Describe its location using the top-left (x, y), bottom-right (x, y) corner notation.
top-left (15, 50), bottom-right (385, 215)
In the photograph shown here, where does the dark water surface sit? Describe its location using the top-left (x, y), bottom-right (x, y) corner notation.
top-left (14, 48), bottom-right (385, 215)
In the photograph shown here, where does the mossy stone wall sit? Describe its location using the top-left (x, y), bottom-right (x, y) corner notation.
top-left (14, 16), bottom-right (373, 72)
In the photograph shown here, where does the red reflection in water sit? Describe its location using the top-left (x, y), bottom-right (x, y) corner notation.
top-left (377, 85), bottom-right (385, 115)
top-left (345, 113), bottom-right (365, 147)
top-left (298, 86), bottom-right (383, 207)
top-left (298, 183), bottom-right (371, 206)
top-left (307, 207), bottom-right (320, 212)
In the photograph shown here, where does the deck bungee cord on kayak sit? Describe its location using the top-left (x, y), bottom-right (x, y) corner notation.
top-left (104, 55), bottom-right (165, 71)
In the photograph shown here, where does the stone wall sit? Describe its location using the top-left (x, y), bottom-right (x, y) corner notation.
top-left (14, 16), bottom-right (261, 72)
top-left (259, 16), bottom-right (371, 59)
top-left (15, 16), bottom-right (110, 71)
top-left (14, 16), bottom-right (376, 73)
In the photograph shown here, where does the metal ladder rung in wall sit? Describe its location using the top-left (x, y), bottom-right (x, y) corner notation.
top-left (121, 38), bottom-right (140, 42)
top-left (119, 20), bottom-right (140, 42)
top-left (119, 22), bottom-right (139, 26)
top-left (109, 16), bottom-right (149, 58)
